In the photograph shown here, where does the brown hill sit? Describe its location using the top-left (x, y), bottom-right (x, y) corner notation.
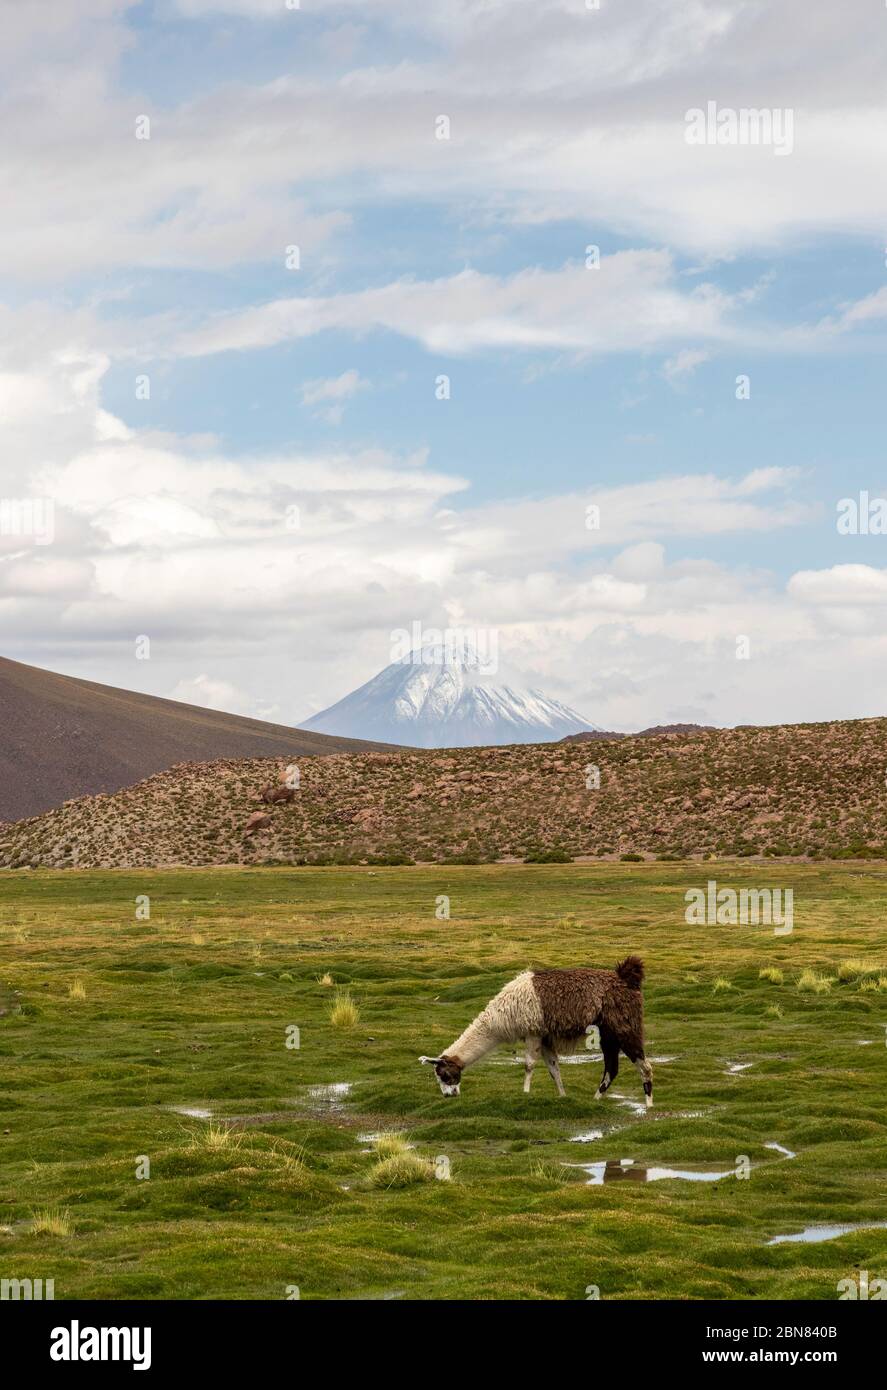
top-left (0, 656), bottom-right (390, 823)
top-left (2, 717), bottom-right (885, 868)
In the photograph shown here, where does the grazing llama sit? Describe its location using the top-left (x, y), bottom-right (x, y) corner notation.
top-left (420, 956), bottom-right (652, 1106)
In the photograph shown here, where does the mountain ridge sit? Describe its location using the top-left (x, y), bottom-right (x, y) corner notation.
top-left (0, 655), bottom-right (392, 822)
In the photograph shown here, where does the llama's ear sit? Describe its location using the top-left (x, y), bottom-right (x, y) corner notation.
top-left (418, 1055), bottom-right (440, 1065)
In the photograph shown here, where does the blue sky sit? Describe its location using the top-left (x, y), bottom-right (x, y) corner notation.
top-left (2, 0), bottom-right (887, 731)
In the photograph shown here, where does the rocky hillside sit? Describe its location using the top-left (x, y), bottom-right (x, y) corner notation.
top-left (2, 718), bottom-right (886, 869)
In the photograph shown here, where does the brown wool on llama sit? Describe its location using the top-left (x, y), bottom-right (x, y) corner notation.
top-left (420, 956), bottom-right (652, 1106)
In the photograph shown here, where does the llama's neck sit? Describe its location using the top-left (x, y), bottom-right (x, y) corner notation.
top-left (445, 1014), bottom-right (498, 1070)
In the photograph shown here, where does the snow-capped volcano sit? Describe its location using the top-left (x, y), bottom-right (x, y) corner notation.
top-left (299, 643), bottom-right (598, 748)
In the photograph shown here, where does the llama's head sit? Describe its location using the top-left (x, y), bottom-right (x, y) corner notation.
top-left (419, 1053), bottom-right (462, 1096)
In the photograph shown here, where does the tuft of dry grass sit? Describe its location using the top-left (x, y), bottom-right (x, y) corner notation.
top-left (838, 957), bottom-right (875, 982)
top-left (329, 988), bottom-right (359, 1028)
top-left (797, 969), bottom-right (832, 995)
top-left (188, 1123), bottom-right (242, 1154)
top-left (712, 976), bottom-right (732, 993)
top-left (317, 971), bottom-right (334, 986)
top-left (31, 1207), bottom-right (72, 1237)
top-left (765, 1003), bottom-right (783, 1018)
top-left (67, 979), bottom-right (86, 1001)
top-left (372, 1131), bottom-right (411, 1159)
top-left (368, 1152), bottom-right (435, 1189)
top-left (759, 966), bottom-right (784, 984)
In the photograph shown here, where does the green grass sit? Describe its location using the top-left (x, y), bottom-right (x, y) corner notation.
top-left (1, 862), bottom-right (886, 1300)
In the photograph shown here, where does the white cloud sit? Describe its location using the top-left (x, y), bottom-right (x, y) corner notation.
top-left (176, 253), bottom-right (746, 359)
top-left (0, 348), bottom-right (857, 732)
top-left (788, 564), bottom-right (887, 606)
top-left (300, 368), bottom-right (368, 423)
top-left (3, 0), bottom-right (887, 286)
top-left (662, 348), bottom-right (710, 382)
top-left (170, 673), bottom-right (266, 716)
top-left (3, 3), bottom-right (886, 734)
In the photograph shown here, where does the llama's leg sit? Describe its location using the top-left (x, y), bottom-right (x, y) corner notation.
top-left (595, 1036), bottom-right (619, 1100)
top-left (541, 1042), bottom-right (566, 1097)
top-left (626, 1047), bottom-right (653, 1109)
top-left (523, 1036), bottom-right (542, 1093)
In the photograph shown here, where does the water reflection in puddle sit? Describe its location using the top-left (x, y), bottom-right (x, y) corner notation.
top-left (768, 1221), bottom-right (887, 1246)
top-left (494, 1052), bottom-right (676, 1067)
top-left (573, 1158), bottom-right (735, 1185)
top-left (167, 1105), bottom-right (212, 1119)
top-left (764, 1141), bottom-right (796, 1159)
top-left (305, 1082), bottom-right (352, 1110)
top-left (611, 1094), bottom-right (648, 1116)
top-left (725, 1062), bottom-right (753, 1074)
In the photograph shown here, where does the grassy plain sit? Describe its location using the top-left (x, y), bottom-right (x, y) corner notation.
top-left (1, 863), bottom-right (885, 1300)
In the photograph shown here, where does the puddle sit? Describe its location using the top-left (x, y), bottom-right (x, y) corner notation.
top-left (570, 1129), bottom-right (605, 1144)
top-left (767, 1221), bottom-right (887, 1246)
top-left (167, 1105), bottom-right (212, 1119)
top-left (305, 1082), bottom-right (352, 1111)
top-left (856, 1040), bottom-right (874, 1046)
top-left (490, 1051), bottom-right (673, 1068)
top-left (611, 1094), bottom-right (648, 1117)
top-left (765, 1141), bottom-right (796, 1159)
top-left (725, 1062), bottom-right (753, 1074)
top-left (573, 1158), bottom-right (735, 1185)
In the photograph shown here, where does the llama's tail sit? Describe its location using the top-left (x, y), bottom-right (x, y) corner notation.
top-left (615, 955), bottom-right (645, 990)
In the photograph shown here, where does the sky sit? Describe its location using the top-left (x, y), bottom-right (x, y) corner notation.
top-left (2, 0), bottom-right (887, 733)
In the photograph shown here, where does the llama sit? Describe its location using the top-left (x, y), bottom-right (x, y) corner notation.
top-left (420, 956), bottom-right (652, 1106)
